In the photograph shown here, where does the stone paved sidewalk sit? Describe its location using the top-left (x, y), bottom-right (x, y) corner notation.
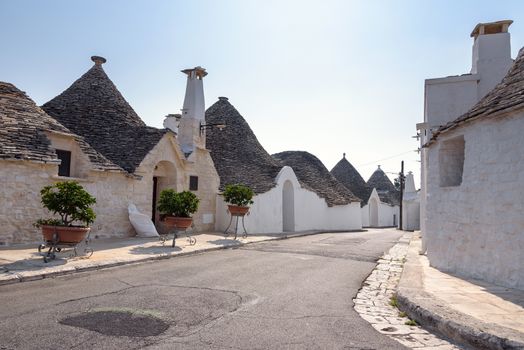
top-left (0, 232), bottom-right (289, 286)
top-left (353, 232), bottom-right (462, 349)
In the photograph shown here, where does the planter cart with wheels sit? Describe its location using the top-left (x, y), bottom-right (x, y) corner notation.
top-left (37, 225), bottom-right (93, 263)
top-left (159, 217), bottom-right (197, 247)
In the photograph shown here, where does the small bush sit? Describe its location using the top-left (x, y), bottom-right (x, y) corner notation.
top-left (157, 189), bottom-right (199, 218)
top-left (389, 296), bottom-right (399, 308)
top-left (405, 319), bottom-right (417, 326)
top-left (222, 184), bottom-right (254, 207)
top-left (35, 181), bottom-right (96, 227)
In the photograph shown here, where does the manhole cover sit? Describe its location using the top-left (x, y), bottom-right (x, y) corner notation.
top-left (60, 309), bottom-right (170, 337)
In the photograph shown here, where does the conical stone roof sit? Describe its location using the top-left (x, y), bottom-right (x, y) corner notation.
top-left (273, 151), bottom-right (360, 207)
top-left (330, 154), bottom-right (371, 206)
top-left (42, 57), bottom-right (166, 173)
top-left (205, 97), bottom-right (283, 194)
top-left (0, 81), bottom-right (120, 170)
top-left (430, 46), bottom-right (524, 144)
top-left (367, 166), bottom-right (399, 206)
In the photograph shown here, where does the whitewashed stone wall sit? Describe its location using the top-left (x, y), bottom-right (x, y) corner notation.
top-left (216, 166), bottom-right (362, 234)
top-left (426, 111), bottom-right (524, 290)
top-left (361, 190), bottom-right (400, 228)
top-left (0, 133), bottom-right (220, 245)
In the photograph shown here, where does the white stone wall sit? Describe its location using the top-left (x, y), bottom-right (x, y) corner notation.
top-left (132, 133), bottom-right (219, 233)
top-left (361, 190), bottom-right (400, 228)
top-left (426, 112), bottom-right (524, 290)
top-left (215, 166), bottom-right (362, 234)
top-left (402, 200), bottom-right (420, 231)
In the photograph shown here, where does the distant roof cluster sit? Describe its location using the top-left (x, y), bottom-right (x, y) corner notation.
top-left (330, 155), bottom-right (400, 207)
top-left (273, 151), bottom-right (359, 206)
top-left (1, 55), bottom-right (402, 208)
top-left (367, 166), bottom-right (400, 206)
top-left (206, 98), bottom-right (360, 206)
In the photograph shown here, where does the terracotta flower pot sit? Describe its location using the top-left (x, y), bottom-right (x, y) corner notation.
top-left (41, 225), bottom-right (90, 244)
top-left (227, 205), bottom-right (250, 216)
top-left (164, 216), bottom-right (193, 230)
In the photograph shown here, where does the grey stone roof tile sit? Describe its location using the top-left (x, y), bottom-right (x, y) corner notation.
top-left (41, 59), bottom-right (166, 173)
top-left (273, 151), bottom-right (360, 207)
top-left (330, 154), bottom-right (371, 206)
top-left (0, 81), bottom-right (121, 171)
top-left (205, 97), bottom-right (283, 194)
top-left (367, 167), bottom-right (400, 206)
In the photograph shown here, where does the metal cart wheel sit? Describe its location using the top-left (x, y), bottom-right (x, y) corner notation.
top-left (187, 236), bottom-right (197, 246)
top-left (84, 247), bottom-right (94, 258)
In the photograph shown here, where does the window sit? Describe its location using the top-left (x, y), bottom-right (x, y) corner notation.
top-left (189, 176), bottom-right (199, 191)
top-left (56, 149), bottom-right (72, 177)
top-left (439, 136), bottom-right (465, 187)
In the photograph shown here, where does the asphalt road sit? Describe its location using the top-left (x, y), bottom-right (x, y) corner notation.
top-left (0, 229), bottom-right (407, 350)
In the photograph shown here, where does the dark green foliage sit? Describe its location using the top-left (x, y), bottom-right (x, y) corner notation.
top-left (157, 189), bottom-right (199, 218)
top-left (36, 181), bottom-right (96, 227)
top-left (222, 184), bottom-right (254, 207)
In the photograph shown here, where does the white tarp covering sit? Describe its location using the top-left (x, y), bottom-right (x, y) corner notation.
top-left (128, 204), bottom-right (159, 237)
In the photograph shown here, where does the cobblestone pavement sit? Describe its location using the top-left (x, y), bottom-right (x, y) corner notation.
top-left (353, 232), bottom-right (462, 350)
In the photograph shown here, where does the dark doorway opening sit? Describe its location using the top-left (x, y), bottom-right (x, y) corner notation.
top-left (152, 176), bottom-right (158, 222)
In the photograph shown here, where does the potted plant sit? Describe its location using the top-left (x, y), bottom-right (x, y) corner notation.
top-left (223, 184), bottom-right (254, 216)
top-left (157, 189), bottom-right (200, 230)
top-left (34, 181), bottom-right (96, 244)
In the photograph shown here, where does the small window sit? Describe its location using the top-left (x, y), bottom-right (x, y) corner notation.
top-left (439, 136), bottom-right (465, 187)
top-left (56, 150), bottom-right (71, 177)
top-left (189, 176), bottom-right (199, 191)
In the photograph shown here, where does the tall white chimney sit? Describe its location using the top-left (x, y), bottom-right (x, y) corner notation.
top-left (470, 20), bottom-right (513, 98)
top-left (178, 66), bottom-right (207, 155)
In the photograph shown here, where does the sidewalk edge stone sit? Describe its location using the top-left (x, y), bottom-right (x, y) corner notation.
top-left (397, 236), bottom-right (524, 350)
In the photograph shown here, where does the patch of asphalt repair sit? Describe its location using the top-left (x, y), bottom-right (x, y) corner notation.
top-left (60, 309), bottom-right (170, 337)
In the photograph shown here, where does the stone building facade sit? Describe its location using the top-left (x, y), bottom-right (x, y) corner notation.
top-left (423, 43), bottom-right (524, 289)
top-left (331, 156), bottom-right (400, 228)
top-left (206, 98), bottom-right (362, 234)
top-left (0, 58), bottom-right (219, 244)
top-left (419, 20), bottom-right (514, 248)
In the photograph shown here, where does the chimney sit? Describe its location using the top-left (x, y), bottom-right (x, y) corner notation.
top-left (470, 20), bottom-right (513, 98)
top-left (404, 171), bottom-right (417, 194)
top-left (178, 66), bottom-right (207, 155)
top-left (163, 114), bottom-right (181, 133)
top-left (91, 56), bottom-right (107, 66)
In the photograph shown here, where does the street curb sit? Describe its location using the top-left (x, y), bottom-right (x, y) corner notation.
top-left (397, 236), bottom-right (524, 350)
top-left (0, 229), bottom-right (351, 287)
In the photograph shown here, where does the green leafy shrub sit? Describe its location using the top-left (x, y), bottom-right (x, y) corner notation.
top-left (157, 189), bottom-right (199, 218)
top-left (35, 181), bottom-right (96, 227)
top-left (222, 184), bottom-right (254, 207)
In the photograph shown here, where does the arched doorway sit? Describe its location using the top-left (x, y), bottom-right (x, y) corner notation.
top-left (369, 198), bottom-right (379, 227)
top-left (282, 180), bottom-right (295, 232)
top-left (152, 161), bottom-right (178, 227)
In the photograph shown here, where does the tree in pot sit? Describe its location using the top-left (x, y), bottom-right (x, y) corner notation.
top-left (157, 189), bottom-right (200, 230)
top-left (34, 181), bottom-right (96, 244)
top-left (222, 184), bottom-right (254, 216)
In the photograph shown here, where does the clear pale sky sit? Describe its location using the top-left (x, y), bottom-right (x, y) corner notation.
top-left (2, 1), bottom-right (524, 187)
